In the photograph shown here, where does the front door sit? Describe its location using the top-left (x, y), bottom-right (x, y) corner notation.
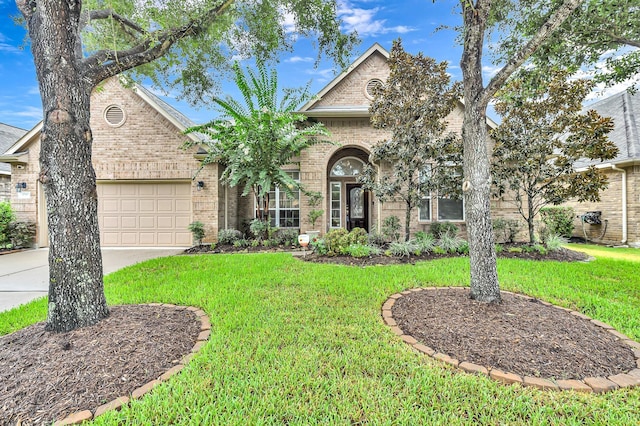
top-left (346, 184), bottom-right (368, 231)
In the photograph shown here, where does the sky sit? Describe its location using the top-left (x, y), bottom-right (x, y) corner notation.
top-left (0, 0), bottom-right (636, 132)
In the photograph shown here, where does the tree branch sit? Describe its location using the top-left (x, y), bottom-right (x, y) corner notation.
top-left (481, 0), bottom-right (585, 106)
top-left (79, 9), bottom-right (147, 37)
top-left (83, 0), bottom-right (235, 87)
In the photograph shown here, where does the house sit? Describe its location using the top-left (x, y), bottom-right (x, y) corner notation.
top-left (0, 44), bottom-right (514, 247)
top-left (562, 90), bottom-right (640, 247)
top-left (0, 123), bottom-right (27, 203)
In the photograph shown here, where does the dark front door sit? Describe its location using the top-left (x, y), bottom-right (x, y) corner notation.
top-left (346, 184), bottom-right (368, 232)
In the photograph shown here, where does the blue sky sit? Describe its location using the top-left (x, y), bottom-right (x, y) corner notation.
top-left (0, 0), bottom-right (635, 132)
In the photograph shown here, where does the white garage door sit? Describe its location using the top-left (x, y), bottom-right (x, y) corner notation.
top-left (98, 182), bottom-right (192, 247)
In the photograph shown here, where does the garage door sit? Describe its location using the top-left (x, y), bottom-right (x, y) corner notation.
top-left (98, 182), bottom-right (192, 247)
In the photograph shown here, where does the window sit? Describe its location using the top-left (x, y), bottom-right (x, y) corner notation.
top-left (418, 165), bottom-right (431, 221)
top-left (438, 197), bottom-right (464, 221)
top-left (330, 157), bottom-right (365, 177)
top-left (330, 182), bottom-right (341, 228)
top-left (257, 171), bottom-right (300, 228)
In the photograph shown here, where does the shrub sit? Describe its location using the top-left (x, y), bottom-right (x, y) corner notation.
top-left (324, 228), bottom-right (368, 255)
top-left (274, 229), bottom-right (299, 246)
top-left (344, 243), bottom-right (377, 258)
top-left (249, 218), bottom-right (269, 240)
top-left (218, 228), bottom-right (242, 245)
top-left (0, 202), bottom-right (15, 248)
top-left (309, 238), bottom-right (328, 255)
top-left (306, 191), bottom-right (324, 229)
top-left (495, 244), bottom-right (504, 254)
top-left (382, 216), bottom-right (401, 242)
top-left (438, 233), bottom-right (466, 253)
top-left (430, 221), bottom-right (458, 239)
top-left (187, 221), bottom-right (205, 245)
top-left (233, 239), bottom-right (250, 248)
top-left (493, 218), bottom-right (521, 244)
top-left (545, 234), bottom-right (568, 251)
top-left (7, 221), bottom-right (36, 248)
top-left (413, 231), bottom-right (436, 253)
top-left (324, 228), bottom-right (349, 255)
top-left (367, 227), bottom-right (386, 247)
top-left (540, 207), bottom-right (575, 238)
top-left (389, 240), bottom-right (416, 257)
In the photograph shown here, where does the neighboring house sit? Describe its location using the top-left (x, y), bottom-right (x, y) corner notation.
top-left (563, 90), bottom-right (640, 247)
top-left (0, 44), bottom-right (516, 248)
top-left (0, 123), bottom-right (28, 203)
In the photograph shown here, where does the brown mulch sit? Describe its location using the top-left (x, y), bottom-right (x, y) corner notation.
top-left (0, 305), bottom-right (200, 425)
top-left (301, 246), bottom-right (589, 267)
top-left (392, 288), bottom-right (637, 380)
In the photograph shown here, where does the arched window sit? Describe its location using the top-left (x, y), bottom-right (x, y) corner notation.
top-left (330, 157), bottom-right (365, 177)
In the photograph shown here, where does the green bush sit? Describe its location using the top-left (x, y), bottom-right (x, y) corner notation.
top-left (249, 218), bottom-right (269, 240)
top-left (218, 228), bottom-right (242, 245)
top-left (324, 228), bottom-right (349, 255)
top-left (324, 228), bottom-right (368, 255)
top-left (0, 202), bottom-right (16, 248)
top-left (7, 221), bottom-right (36, 248)
top-left (343, 243), bottom-right (380, 258)
top-left (493, 218), bottom-right (521, 244)
top-left (429, 221), bottom-right (459, 239)
top-left (188, 221), bottom-right (205, 246)
top-left (274, 229), bottom-right (299, 247)
top-left (540, 207), bottom-right (575, 238)
top-left (367, 226), bottom-right (386, 247)
top-left (545, 234), bottom-right (568, 251)
top-left (382, 216), bottom-right (401, 242)
top-left (438, 233), bottom-right (466, 253)
top-left (413, 231), bottom-right (436, 253)
top-left (233, 239), bottom-right (251, 248)
top-left (309, 238), bottom-right (328, 255)
top-left (389, 240), bottom-right (415, 257)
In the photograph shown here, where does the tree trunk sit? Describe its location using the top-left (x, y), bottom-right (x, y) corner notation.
top-left (405, 202), bottom-right (411, 242)
top-left (27, 0), bottom-right (109, 332)
top-left (527, 195), bottom-right (536, 243)
top-left (461, 1), bottom-right (501, 303)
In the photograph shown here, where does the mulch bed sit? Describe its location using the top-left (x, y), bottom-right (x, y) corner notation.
top-left (392, 288), bottom-right (637, 379)
top-left (301, 246), bottom-right (589, 267)
top-left (0, 305), bottom-right (200, 425)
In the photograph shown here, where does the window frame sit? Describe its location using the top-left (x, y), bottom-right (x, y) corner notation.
top-left (255, 171), bottom-right (301, 228)
top-left (418, 165), bottom-right (432, 222)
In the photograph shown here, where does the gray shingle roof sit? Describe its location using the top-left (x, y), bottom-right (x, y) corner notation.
top-left (0, 123), bottom-right (28, 174)
top-left (575, 90), bottom-right (640, 168)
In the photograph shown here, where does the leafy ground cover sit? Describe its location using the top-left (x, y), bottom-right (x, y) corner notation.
top-left (1, 250), bottom-right (639, 424)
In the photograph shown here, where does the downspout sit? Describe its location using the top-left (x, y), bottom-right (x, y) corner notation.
top-left (224, 183), bottom-right (228, 230)
top-left (611, 165), bottom-right (627, 244)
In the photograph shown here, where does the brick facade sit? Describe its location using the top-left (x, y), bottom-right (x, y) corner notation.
top-left (563, 166), bottom-right (640, 247)
top-left (0, 175), bottom-right (9, 203)
top-left (7, 79), bottom-right (222, 246)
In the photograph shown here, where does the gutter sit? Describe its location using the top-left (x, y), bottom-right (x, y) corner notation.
top-left (610, 165), bottom-right (628, 244)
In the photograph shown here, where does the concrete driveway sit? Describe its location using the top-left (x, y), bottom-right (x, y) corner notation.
top-left (0, 248), bottom-right (183, 313)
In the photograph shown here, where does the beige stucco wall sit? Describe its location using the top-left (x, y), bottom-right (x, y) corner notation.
top-left (9, 78), bottom-right (221, 244)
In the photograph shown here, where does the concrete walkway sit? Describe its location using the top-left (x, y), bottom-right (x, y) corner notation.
top-left (0, 248), bottom-right (183, 313)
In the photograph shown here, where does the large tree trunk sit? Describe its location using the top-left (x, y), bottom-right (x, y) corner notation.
top-left (27, 0), bottom-right (109, 332)
top-left (460, 1), bottom-right (501, 303)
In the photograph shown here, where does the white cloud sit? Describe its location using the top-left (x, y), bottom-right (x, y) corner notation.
top-left (305, 68), bottom-right (335, 83)
top-left (0, 105), bottom-right (42, 120)
top-left (285, 56), bottom-right (314, 63)
top-left (338, 1), bottom-right (415, 37)
top-left (27, 86), bottom-right (40, 95)
top-left (482, 65), bottom-right (502, 78)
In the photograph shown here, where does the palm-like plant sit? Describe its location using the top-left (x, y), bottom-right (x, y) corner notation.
top-left (185, 63), bottom-right (330, 222)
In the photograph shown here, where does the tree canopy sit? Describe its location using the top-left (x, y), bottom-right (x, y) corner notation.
top-left (185, 62), bottom-right (330, 222)
top-left (359, 40), bottom-right (462, 241)
top-left (491, 70), bottom-right (618, 242)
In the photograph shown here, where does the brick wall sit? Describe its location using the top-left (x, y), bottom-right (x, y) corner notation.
top-left (9, 78), bottom-right (221, 244)
top-left (0, 174), bottom-right (9, 203)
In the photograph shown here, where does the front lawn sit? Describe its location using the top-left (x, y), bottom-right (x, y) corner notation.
top-left (1, 251), bottom-right (639, 424)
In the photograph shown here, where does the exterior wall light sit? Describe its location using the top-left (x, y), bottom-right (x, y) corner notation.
top-left (197, 181), bottom-right (205, 191)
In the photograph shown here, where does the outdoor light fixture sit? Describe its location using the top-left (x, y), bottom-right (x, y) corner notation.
top-left (15, 182), bottom-right (26, 192)
top-left (197, 181), bottom-right (205, 191)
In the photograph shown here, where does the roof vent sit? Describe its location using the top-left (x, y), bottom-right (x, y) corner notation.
top-left (365, 79), bottom-right (383, 99)
top-left (104, 105), bottom-right (125, 127)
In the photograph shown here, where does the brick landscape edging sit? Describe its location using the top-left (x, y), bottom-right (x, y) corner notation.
top-left (53, 304), bottom-right (211, 426)
top-left (382, 287), bottom-right (640, 394)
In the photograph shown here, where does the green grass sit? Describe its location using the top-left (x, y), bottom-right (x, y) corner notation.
top-left (1, 252), bottom-right (639, 424)
top-left (567, 243), bottom-right (640, 262)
